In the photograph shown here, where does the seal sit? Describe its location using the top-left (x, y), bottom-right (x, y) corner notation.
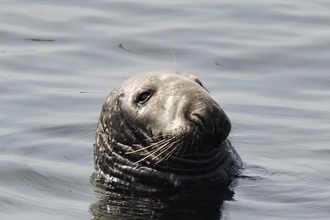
top-left (94, 70), bottom-right (243, 190)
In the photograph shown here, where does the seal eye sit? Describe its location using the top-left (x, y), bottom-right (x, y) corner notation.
top-left (137, 90), bottom-right (153, 104)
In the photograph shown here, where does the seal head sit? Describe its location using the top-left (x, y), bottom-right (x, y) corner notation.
top-left (94, 70), bottom-right (243, 190)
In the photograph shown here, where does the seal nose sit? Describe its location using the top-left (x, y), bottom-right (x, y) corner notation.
top-left (187, 101), bottom-right (231, 143)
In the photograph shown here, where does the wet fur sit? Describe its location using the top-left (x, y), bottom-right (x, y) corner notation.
top-left (94, 71), bottom-right (243, 190)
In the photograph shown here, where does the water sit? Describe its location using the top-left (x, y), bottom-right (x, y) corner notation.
top-left (1, 0), bottom-right (330, 219)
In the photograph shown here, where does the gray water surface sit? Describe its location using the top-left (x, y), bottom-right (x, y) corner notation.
top-left (1, 0), bottom-right (330, 219)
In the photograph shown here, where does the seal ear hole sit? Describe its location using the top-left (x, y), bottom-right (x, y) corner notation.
top-left (187, 74), bottom-right (204, 88)
top-left (136, 90), bottom-right (153, 105)
top-left (194, 78), bottom-right (210, 93)
top-left (194, 78), bottom-right (204, 87)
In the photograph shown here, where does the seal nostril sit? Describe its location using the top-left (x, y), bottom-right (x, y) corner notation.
top-left (189, 112), bottom-right (207, 130)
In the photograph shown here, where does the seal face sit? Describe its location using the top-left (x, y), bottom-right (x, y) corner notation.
top-left (94, 70), bottom-right (243, 190)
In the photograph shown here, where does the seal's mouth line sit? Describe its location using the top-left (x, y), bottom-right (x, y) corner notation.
top-left (133, 141), bottom-right (174, 164)
top-left (113, 140), bottom-right (226, 166)
top-left (121, 136), bottom-right (181, 164)
top-left (120, 130), bottom-right (227, 166)
top-left (124, 140), bottom-right (166, 154)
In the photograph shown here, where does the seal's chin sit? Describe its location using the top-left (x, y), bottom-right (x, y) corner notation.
top-left (94, 137), bottom-right (239, 190)
top-left (192, 126), bottom-right (229, 153)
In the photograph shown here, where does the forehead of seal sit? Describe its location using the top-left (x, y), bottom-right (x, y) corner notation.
top-left (113, 70), bottom-right (207, 102)
top-left (121, 70), bottom-right (203, 89)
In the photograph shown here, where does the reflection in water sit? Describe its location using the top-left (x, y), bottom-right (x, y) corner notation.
top-left (90, 174), bottom-right (237, 220)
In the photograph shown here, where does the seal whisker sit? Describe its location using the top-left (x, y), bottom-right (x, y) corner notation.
top-left (175, 137), bottom-right (186, 156)
top-left (162, 140), bottom-right (178, 159)
top-left (178, 134), bottom-right (189, 158)
top-left (133, 140), bottom-right (174, 164)
top-left (151, 139), bottom-right (176, 160)
top-left (167, 136), bottom-right (183, 158)
top-left (125, 139), bottom-right (168, 154)
top-left (154, 137), bottom-right (181, 164)
top-left (164, 139), bottom-right (182, 161)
